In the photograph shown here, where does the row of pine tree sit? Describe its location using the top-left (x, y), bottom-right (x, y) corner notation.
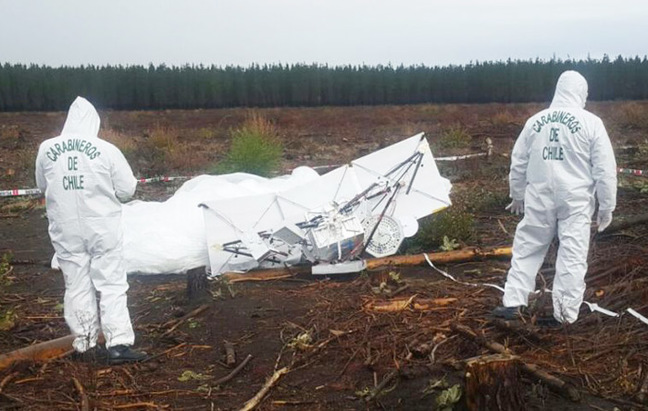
top-left (0, 55), bottom-right (647, 111)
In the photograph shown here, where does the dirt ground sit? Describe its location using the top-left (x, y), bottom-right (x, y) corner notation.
top-left (1, 102), bottom-right (648, 410)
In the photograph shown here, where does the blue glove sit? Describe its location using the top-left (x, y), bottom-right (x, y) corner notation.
top-left (505, 199), bottom-right (524, 215)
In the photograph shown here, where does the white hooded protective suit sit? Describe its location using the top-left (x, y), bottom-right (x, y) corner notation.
top-left (503, 71), bottom-right (617, 323)
top-left (35, 97), bottom-right (137, 352)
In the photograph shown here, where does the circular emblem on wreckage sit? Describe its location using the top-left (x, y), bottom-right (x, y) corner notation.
top-left (362, 215), bottom-right (404, 258)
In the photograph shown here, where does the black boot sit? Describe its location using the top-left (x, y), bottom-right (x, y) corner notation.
top-left (535, 316), bottom-right (564, 328)
top-left (71, 345), bottom-right (108, 363)
top-left (107, 345), bottom-right (148, 364)
top-left (491, 306), bottom-right (523, 320)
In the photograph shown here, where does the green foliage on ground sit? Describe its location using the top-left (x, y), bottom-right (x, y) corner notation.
top-left (215, 115), bottom-right (283, 177)
top-left (463, 187), bottom-right (511, 214)
top-left (401, 207), bottom-right (474, 254)
top-left (438, 125), bottom-right (471, 149)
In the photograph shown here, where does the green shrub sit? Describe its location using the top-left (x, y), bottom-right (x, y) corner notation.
top-left (401, 207), bottom-right (474, 254)
top-left (438, 124), bottom-right (471, 149)
top-left (216, 114), bottom-right (283, 177)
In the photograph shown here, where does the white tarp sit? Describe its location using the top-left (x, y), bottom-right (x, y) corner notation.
top-left (121, 167), bottom-right (319, 274)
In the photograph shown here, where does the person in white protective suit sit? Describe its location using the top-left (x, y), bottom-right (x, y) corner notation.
top-left (35, 97), bottom-right (147, 363)
top-left (493, 71), bottom-right (617, 325)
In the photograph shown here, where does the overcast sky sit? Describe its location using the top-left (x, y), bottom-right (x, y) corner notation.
top-left (1, 0), bottom-right (647, 68)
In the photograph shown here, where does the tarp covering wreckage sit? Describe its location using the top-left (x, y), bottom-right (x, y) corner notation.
top-left (61, 133), bottom-right (451, 275)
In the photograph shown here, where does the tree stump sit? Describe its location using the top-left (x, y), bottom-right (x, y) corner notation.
top-left (465, 354), bottom-right (524, 411)
top-left (186, 266), bottom-right (210, 303)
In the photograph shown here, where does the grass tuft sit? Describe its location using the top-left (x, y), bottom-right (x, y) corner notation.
top-left (619, 103), bottom-right (648, 130)
top-left (438, 124), bottom-right (471, 150)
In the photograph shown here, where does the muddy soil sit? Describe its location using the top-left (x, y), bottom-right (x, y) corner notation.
top-left (1, 102), bottom-right (648, 409)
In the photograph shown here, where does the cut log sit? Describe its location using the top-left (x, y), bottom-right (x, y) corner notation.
top-left (222, 247), bottom-right (513, 283)
top-left (364, 247), bottom-right (512, 270)
top-left (465, 354), bottom-right (524, 411)
top-left (186, 266), bottom-right (210, 302)
top-left (0, 334), bottom-right (103, 371)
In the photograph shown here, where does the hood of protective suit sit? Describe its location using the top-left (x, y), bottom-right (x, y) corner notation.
top-left (550, 71), bottom-right (588, 109)
top-left (61, 96), bottom-right (100, 138)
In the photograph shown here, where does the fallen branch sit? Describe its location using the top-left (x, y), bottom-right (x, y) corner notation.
top-left (142, 342), bottom-right (186, 363)
top-left (222, 247), bottom-right (513, 283)
top-left (160, 304), bottom-right (210, 338)
top-left (112, 402), bottom-right (160, 409)
top-left (364, 297), bottom-right (457, 312)
top-left (365, 369), bottom-right (399, 402)
top-left (214, 354), bottom-right (253, 386)
top-left (489, 319), bottom-right (543, 343)
top-left (72, 377), bottom-right (90, 411)
top-left (365, 247), bottom-right (512, 270)
top-left (0, 335), bottom-right (74, 371)
top-left (635, 366), bottom-right (648, 404)
top-left (271, 400), bottom-right (317, 406)
top-left (451, 323), bottom-right (581, 402)
top-left (0, 372), bottom-right (18, 393)
top-left (97, 389), bottom-right (204, 398)
top-left (15, 377), bottom-right (43, 385)
top-left (223, 269), bottom-right (301, 283)
top-left (240, 367), bottom-right (289, 411)
top-left (387, 284), bottom-right (410, 297)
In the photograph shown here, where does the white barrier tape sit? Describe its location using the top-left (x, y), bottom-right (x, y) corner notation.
top-left (422, 253), bottom-right (648, 323)
top-left (0, 188), bottom-right (43, 198)
top-left (583, 301), bottom-right (619, 317)
top-left (436, 152), bottom-right (488, 161)
top-left (627, 308), bottom-right (648, 325)
top-left (137, 175), bottom-right (193, 183)
top-left (618, 167), bottom-right (648, 177)
top-left (305, 151), bottom-right (490, 174)
top-left (423, 253), bottom-right (505, 292)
